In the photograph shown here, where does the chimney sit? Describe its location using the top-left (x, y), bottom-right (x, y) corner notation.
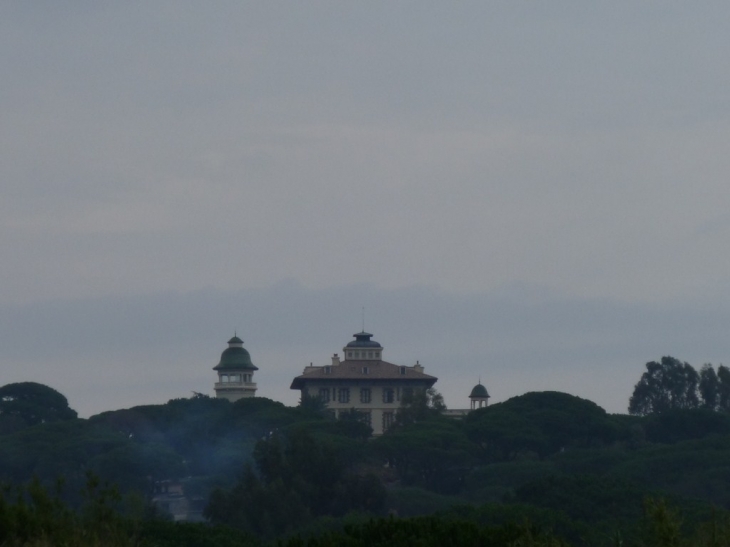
top-left (332, 353), bottom-right (341, 366)
top-left (413, 360), bottom-right (424, 373)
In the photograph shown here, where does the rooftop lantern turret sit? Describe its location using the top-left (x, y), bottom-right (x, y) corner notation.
top-left (213, 335), bottom-right (258, 402)
top-left (343, 331), bottom-right (383, 361)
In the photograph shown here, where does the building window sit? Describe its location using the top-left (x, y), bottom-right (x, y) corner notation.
top-left (383, 388), bottom-right (394, 404)
top-left (324, 366), bottom-right (332, 374)
top-left (359, 411), bottom-right (372, 427)
top-left (319, 388), bottom-right (331, 402)
top-left (360, 388), bottom-right (371, 403)
top-left (382, 412), bottom-right (395, 432)
top-left (338, 388), bottom-right (350, 404)
top-left (362, 366), bottom-right (369, 375)
top-left (400, 366), bottom-right (407, 375)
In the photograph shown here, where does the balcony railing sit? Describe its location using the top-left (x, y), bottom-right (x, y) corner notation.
top-left (214, 382), bottom-right (257, 390)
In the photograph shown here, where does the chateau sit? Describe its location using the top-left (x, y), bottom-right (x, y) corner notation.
top-left (213, 331), bottom-right (489, 434)
top-left (290, 331), bottom-right (438, 435)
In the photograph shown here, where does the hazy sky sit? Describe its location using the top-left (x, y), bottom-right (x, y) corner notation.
top-left (3, 3), bottom-right (730, 417)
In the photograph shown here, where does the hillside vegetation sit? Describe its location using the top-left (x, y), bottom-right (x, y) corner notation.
top-left (3, 365), bottom-right (730, 545)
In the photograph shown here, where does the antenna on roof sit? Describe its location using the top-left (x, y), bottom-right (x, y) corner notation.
top-left (361, 306), bottom-right (365, 332)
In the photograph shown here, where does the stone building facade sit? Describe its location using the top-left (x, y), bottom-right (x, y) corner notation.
top-left (290, 331), bottom-right (437, 435)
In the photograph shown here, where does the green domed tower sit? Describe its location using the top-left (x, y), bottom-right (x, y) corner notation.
top-left (469, 381), bottom-right (490, 410)
top-left (213, 335), bottom-right (259, 401)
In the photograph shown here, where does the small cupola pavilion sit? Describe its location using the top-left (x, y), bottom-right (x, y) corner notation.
top-left (469, 381), bottom-right (490, 410)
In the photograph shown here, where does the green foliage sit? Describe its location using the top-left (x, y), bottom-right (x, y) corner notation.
top-left (396, 387), bottom-right (446, 426)
top-left (8, 476), bottom-right (730, 547)
top-left (699, 364), bottom-right (730, 413)
top-left (386, 487), bottom-right (465, 517)
top-left (138, 519), bottom-right (260, 547)
top-left (629, 357), bottom-right (700, 415)
top-left (0, 382), bottom-right (77, 433)
top-left (298, 391), bottom-right (328, 417)
top-left (443, 502), bottom-right (592, 546)
top-left (336, 408), bottom-right (374, 440)
top-left (374, 419), bottom-right (476, 494)
top-left (513, 475), bottom-right (648, 530)
top-left (608, 435), bottom-right (730, 508)
top-left (464, 392), bottom-right (618, 461)
top-left (0, 389), bottom-right (308, 513)
top-left (0, 475), bottom-right (262, 547)
top-left (11, 382), bottom-right (730, 544)
top-left (205, 428), bottom-right (386, 537)
top-left (641, 498), bottom-right (683, 547)
top-left (462, 460), bottom-right (557, 502)
top-left (0, 418), bottom-right (186, 507)
top-left (0, 475), bottom-right (133, 547)
top-left (641, 408), bottom-right (730, 444)
top-left (700, 365), bottom-right (720, 410)
top-left (718, 366), bottom-right (730, 411)
top-left (278, 515), bottom-right (570, 547)
top-left (630, 359), bottom-right (730, 416)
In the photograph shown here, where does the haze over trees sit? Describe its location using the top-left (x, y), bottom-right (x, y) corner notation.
top-left (6, 363), bottom-right (730, 545)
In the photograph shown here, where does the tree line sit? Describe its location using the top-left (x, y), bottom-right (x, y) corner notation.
top-left (6, 356), bottom-right (730, 545)
top-left (629, 356), bottom-right (730, 415)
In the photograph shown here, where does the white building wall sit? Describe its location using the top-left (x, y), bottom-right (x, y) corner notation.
top-left (304, 382), bottom-right (408, 435)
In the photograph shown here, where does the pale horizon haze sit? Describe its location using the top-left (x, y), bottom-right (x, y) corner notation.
top-left (3, 2), bottom-right (730, 417)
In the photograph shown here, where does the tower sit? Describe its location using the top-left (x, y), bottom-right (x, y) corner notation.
top-left (213, 336), bottom-right (258, 401)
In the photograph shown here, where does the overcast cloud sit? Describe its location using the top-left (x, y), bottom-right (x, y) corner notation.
top-left (2, 3), bottom-right (730, 416)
